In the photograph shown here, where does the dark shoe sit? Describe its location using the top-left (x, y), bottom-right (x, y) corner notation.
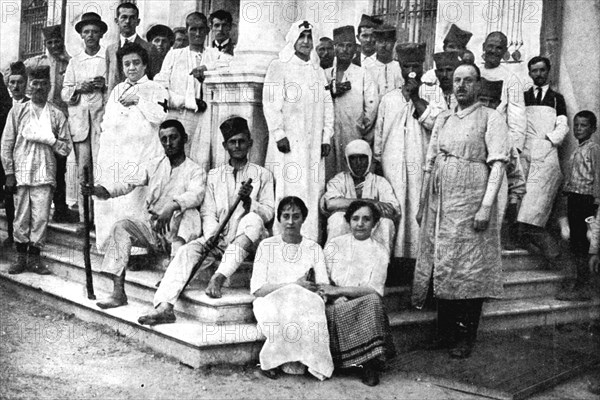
top-left (138, 309), bottom-right (176, 325)
top-left (8, 252), bottom-right (27, 274)
top-left (96, 294), bottom-right (128, 309)
top-left (260, 368), bottom-right (280, 380)
top-left (361, 366), bottom-right (380, 386)
top-left (52, 207), bottom-right (80, 223)
top-left (30, 264), bottom-right (52, 275)
top-left (449, 338), bottom-right (474, 359)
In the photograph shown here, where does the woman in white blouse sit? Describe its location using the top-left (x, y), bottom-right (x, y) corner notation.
top-left (320, 200), bottom-right (396, 386)
top-left (251, 196), bottom-right (334, 381)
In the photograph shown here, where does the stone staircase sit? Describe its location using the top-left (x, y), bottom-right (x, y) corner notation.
top-left (1, 210), bottom-right (599, 368)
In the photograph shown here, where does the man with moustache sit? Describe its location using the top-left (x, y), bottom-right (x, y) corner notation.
top-left (430, 51), bottom-right (461, 109)
top-left (373, 42), bottom-right (446, 265)
top-left (316, 37), bottom-right (335, 70)
top-left (352, 14), bottom-right (382, 71)
top-left (61, 12), bottom-right (108, 223)
top-left (325, 25), bottom-right (378, 181)
top-left (422, 24), bottom-right (473, 87)
top-left (155, 12), bottom-right (225, 171)
top-left (210, 10), bottom-right (235, 56)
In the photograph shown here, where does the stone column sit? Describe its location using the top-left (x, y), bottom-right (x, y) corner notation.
top-left (203, 0), bottom-right (294, 168)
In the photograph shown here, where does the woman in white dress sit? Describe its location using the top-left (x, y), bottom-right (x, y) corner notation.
top-left (251, 196), bottom-right (334, 380)
top-left (94, 42), bottom-right (168, 251)
top-left (321, 200), bottom-right (396, 386)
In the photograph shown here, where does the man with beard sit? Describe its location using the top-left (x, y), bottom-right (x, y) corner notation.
top-left (371, 25), bottom-right (403, 101)
top-left (325, 25), bottom-right (378, 181)
top-left (321, 139), bottom-right (399, 255)
top-left (146, 24), bottom-right (175, 78)
top-left (431, 51), bottom-right (462, 108)
top-left (25, 25), bottom-right (78, 223)
top-left (316, 37), bottom-right (334, 70)
top-left (373, 42), bottom-right (446, 266)
top-left (516, 56), bottom-right (568, 261)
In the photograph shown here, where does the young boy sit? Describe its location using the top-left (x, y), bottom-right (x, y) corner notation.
top-left (557, 110), bottom-right (600, 300)
top-left (1, 66), bottom-right (72, 274)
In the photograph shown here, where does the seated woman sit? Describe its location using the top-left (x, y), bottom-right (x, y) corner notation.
top-left (94, 42), bottom-right (168, 253)
top-left (320, 200), bottom-right (396, 386)
top-left (251, 196), bottom-right (334, 381)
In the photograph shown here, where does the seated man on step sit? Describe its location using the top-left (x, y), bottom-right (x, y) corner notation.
top-left (138, 116), bottom-right (275, 325)
top-left (82, 119), bottom-right (205, 309)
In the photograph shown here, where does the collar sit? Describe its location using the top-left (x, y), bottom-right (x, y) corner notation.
top-left (79, 46), bottom-right (106, 60)
top-left (125, 75), bottom-right (149, 85)
top-left (224, 160), bottom-right (249, 173)
top-left (120, 33), bottom-right (138, 46)
top-left (213, 38), bottom-right (230, 47)
top-left (13, 97), bottom-right (27, 104)
top-left (578, 138), bottom-right (594, 147)
top-left (534, 83), bottom-right (549, 97)
top-left (361, 53), bottom-right (376, 62)
top-left (454, 101), bottom-right (482, 118)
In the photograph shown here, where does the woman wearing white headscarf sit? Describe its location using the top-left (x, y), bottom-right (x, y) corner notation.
top-left (321, 139), bottom-right (399, 255)
top-left (262, 20), bottom-right (334, 243)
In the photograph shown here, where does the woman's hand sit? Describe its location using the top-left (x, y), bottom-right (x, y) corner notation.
top-left (473, 204), bottom-right (492, 231)
top-left (295, 277), bottom-right (317, 292)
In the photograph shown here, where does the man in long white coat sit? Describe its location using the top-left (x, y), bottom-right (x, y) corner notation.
top-left (263, 20), bottom-right (334, 242)
top-left (371, 25), bottom-right (404, 102)
top-left (325, 25), bottom-right (378, 181)
top-left (373, 43), bottom-right (447, 261)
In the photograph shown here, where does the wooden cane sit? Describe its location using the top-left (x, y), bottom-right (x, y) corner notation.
top-left (82, 166), bottom-right (96, 300)
top-left (181, 179), bottom-right (253, 291)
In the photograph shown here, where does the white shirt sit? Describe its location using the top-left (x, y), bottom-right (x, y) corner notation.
top-left (120, 33), bottom-right (138, 47)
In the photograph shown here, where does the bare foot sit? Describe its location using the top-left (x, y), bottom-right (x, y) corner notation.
top-left (205, 274), bottom-right (227, 298)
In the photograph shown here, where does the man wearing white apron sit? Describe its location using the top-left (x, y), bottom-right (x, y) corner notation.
top-left (517, 56), bottom-right (569, 262)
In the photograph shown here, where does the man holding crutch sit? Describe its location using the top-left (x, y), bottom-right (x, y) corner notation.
top-left (138, 116), bottom-right (275, 325)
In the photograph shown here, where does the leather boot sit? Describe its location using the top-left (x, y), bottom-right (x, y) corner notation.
top-left (27, 246), bottom-right (51, 275)
top-left (97, 272), bottom-right (128, 309)
top-left (424, 299), bottom-right (456, 350)
top-left (9, 244), bottom-right (28, 274)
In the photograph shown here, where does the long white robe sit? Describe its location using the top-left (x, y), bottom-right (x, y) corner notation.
top-left (94, 76), bottom-right (168, 251)
top-left (374, 84), bottom-right (447, 258)
top-left (371, 59), bottom-right (404, 102)
top-left (263, 55), bottom-right (334, 242)
top-left (324, 63), bottom-right (378, 181)
top-left (251, 235), bottom-right (333, 380)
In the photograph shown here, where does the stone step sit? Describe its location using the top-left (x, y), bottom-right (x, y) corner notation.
top-left (2, 258), bottom-right (598, 367)
top-left (0, 266), bottom-right (262, 368)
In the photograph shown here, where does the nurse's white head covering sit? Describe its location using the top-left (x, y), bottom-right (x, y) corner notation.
top-left (345, 139), bottom-right (372, 178)
top-left (279, 20), bottom-right (320, 67)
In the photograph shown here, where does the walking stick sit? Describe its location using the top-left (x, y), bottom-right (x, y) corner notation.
top-left (82, 166), bottom-right (96, 300)
top-left (181, 179), bottom-right (253, 291)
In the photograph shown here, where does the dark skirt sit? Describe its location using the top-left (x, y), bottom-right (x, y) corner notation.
top-left (325, 293), bottom-right (396, 369)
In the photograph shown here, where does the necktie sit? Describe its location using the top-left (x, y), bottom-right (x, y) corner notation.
top-left (536, 87), bottom-right (543, 105)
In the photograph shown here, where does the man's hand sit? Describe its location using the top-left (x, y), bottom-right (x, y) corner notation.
top-left (4, 174), bottom-right (16, 194)
top-left (204, 235), bottom-right (219, 251)
top-left (401, 77), bottom-right (420, 100)
top-left (119, 92), bottom-right (140, 107)
top-left (190, 66), bottom-right (207, 82)
top-left (239, 180), bottom-right (253, 211)
top-left (77, 81), bottom-right (95, 94)
top-left (150, 202), bottom-right (179, 236)
top-left (81, 184), bottom-right (110, 200)
top-left (276, 137), bottom-right (291, 153)
top-left (473, 204), bottom-right (492, 231)
top-left (376, 202), bottom-right (397, 219)
top-left (92, 76), bottom-right (106, 90)
top-left (590, 255), bottom-right (600, 274)
top-left (321, 143), bottom-right (331, 158)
